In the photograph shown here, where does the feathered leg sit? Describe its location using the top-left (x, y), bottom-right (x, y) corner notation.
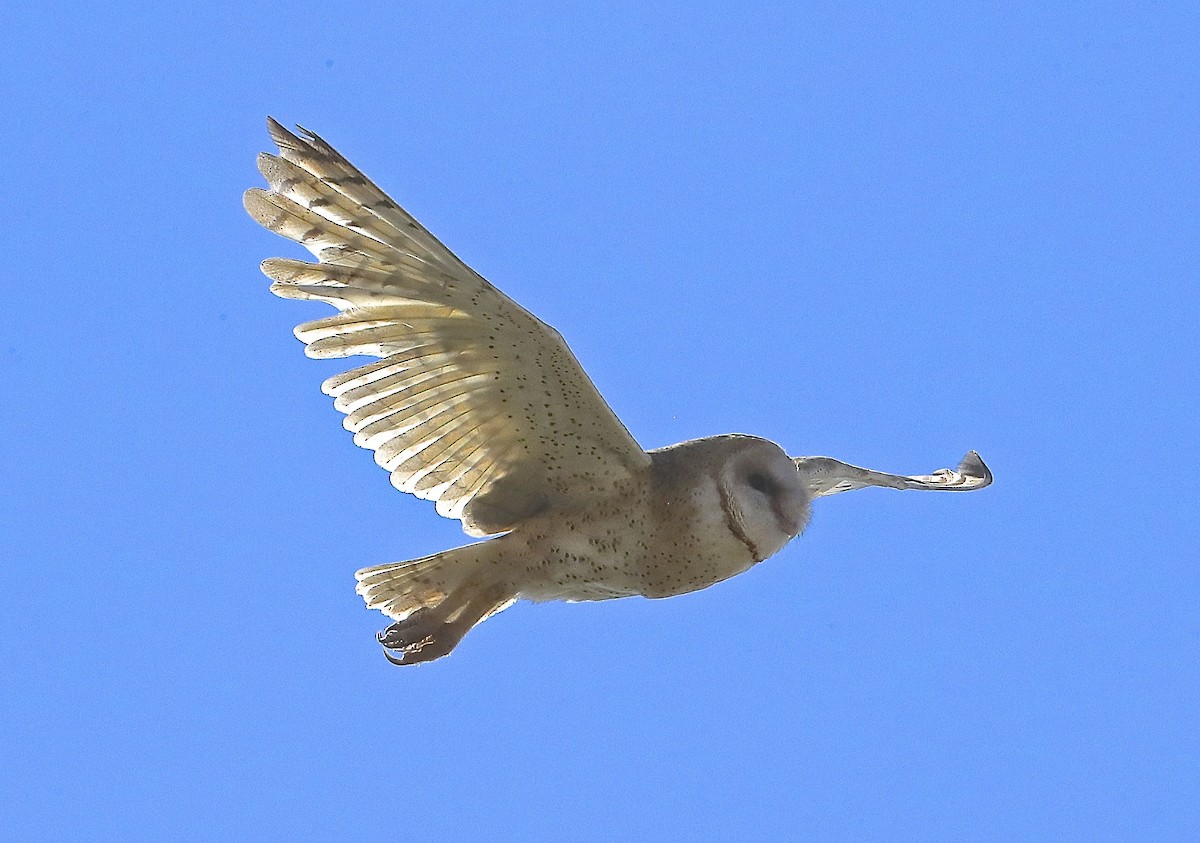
top-left (355, 540), bottom-right (517, 665)
top-left (377, 583), bottom-right (514, 665)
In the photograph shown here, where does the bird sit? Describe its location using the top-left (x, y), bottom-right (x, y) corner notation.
top-left (244, 118), bottom-right (992, 666)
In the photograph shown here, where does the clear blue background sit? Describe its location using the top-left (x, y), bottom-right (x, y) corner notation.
top-left (4, 2), bottom-right (1197, 839)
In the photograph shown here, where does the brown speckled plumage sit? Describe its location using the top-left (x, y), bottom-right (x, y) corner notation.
top-left (246, 119), bottom-right (993, 665)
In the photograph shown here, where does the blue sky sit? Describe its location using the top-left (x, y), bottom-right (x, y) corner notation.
top-left (4, 2), bottom-right (1197, 839)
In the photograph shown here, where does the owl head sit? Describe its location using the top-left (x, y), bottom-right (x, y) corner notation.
top-left (720, 435), bottom-right (812, 559)
top-left (651, 434), bottom-right (812, 561)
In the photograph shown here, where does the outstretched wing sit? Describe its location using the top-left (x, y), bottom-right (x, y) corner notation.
top-left (245, 118), bottom-right (649, 536)
top-left (793, 451), bottom-right (992, 498)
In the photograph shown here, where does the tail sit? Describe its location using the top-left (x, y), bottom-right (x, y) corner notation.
top-left (355, 541), bottom-right (493, 621)
top-left (354, 541), bottom-right (516, 665)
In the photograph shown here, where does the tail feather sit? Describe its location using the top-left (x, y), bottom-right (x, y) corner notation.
top-left (354, 540), bottom-right (495, 622)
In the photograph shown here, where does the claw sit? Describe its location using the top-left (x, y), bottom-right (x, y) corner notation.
top-left (377, 608), bottom-right (439, 650)
top-left (376, 608), bottom-right (447, 665)
top-left (377, 633), bottom-right (449, 666)
top-left (371, 586), bottom-right (514, 665)
top-left (377, 627), bottom-right (436, 665)
top-left (380, 645), bottom-right (411, 666)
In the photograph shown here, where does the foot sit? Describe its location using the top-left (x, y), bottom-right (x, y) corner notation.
top-left (376, 609), bottom-right (461, 665)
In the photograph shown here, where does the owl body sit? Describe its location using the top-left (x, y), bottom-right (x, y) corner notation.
top-left (245, 120), bottom-right (992, 665)
top-left (500, 435), bottom-right (808, 604)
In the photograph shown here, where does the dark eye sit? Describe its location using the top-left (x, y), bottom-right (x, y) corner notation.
top-left (747, 472), bottom-right (773, 494)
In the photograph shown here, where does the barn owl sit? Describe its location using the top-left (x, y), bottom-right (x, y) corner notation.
top-left (244, 118), bottom-right (992, 665)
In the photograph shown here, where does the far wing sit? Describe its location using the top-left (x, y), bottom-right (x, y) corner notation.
top-left (245, 119), bottom-right (650, 536)
top-left (793, 451), bottom-right (992, 498)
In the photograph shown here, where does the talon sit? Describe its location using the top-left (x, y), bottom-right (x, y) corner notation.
top-left (376, 607), bottom-right (443, 663)
top-left (378, 633), bottom-right (443, 666)
top-left (381, 645), bottom-right (410, 666)
top-left (370, 587), bottom-right (511, 665)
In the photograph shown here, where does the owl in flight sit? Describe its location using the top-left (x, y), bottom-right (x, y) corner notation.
top-left (245, 118), bottom-right (992, 665)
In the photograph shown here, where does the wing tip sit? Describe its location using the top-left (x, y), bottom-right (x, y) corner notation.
top-left (265, 115), bottom-right (333, 155)
top-left (957, 450), bottom-right (993, 489)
